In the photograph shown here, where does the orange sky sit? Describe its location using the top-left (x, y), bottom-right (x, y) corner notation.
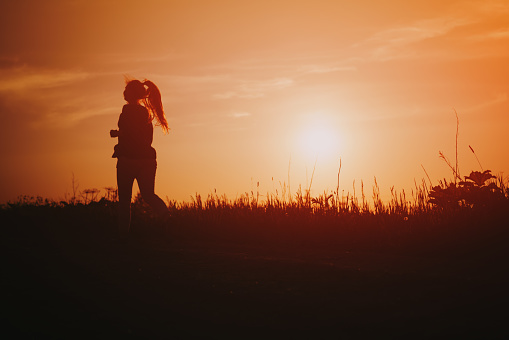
top-left (1, 0), bottom-right (508, 204)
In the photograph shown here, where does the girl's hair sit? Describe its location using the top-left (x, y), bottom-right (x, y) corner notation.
top-left (124, 78), bottom-right (169, 133)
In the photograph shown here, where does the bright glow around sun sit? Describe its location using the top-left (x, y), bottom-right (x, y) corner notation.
top-left (295, 112), bottom-right (341, 160)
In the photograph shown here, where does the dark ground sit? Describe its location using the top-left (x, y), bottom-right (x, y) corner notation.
top-left (2, 208), bottom-right (508, 338)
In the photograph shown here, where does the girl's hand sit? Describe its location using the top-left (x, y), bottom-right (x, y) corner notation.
top-left (110, 129), bottom-right (119, 138)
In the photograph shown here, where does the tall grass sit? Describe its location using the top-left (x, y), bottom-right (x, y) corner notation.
top-left (3, 168), bottom-right (507, 218)
top-left (2, 168), bottom-right (508, 257)
top-left (2, 107), bottom-right (508, 254)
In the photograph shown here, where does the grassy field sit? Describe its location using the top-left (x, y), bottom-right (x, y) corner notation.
top-left (2, 174), bottom-right (509, 337)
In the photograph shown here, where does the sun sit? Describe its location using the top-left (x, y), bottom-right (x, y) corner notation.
top-left (295, 113), bottom-right (341, 160)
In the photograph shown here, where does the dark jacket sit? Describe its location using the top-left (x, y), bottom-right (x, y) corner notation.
top-left (112, 104), bottom-right (156, 159)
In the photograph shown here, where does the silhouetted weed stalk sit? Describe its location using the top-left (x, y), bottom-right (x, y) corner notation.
top-left (428, 111), bottom-right (507, 211)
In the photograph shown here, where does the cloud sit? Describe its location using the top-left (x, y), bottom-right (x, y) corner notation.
top-left (97, 51), bottom-right (186, 66)
top-left (212, 91), bottom-right (264, 100)
top-left (200, 55), bottom-right (356, 101)
top-left (298, 65), bottom-right (357, 75)
top-left (358, 16), bottom-right (475, 61)
top-left (0, 56), bottom-right (22, 69)
top-left (164, 74), bottom-right (230, 85)
top-left (351, 1), bottom-right (509, 63)
top-left (0, 66), bottom-right (89, 92)
top-left (31, 106), bottom-right (118, 130)
top-left (463, 93), bottom-right (508, 114)
top-left (0, 65), bottom-right (119, 131)
top-left (467, 29), bottom-right (509, 41)
top-left (241, 77), bottom-right (294, 92)
top-left (476, 0), bottom-right (509, 14)
top-left (159, 74), bottom-right (234, 100)
top-left (212, 77), bottom-right (294, 100)
top-left (229, 112), bottom-right (251, 118)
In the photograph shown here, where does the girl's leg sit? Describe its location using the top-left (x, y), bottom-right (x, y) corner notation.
top-left (117, 159), bottom-right (136, 233)
top-left (137, 159), bottom-right (169, 216)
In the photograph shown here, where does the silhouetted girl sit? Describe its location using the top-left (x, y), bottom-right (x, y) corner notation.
top-left (111, 79), bottom-right (170, 233)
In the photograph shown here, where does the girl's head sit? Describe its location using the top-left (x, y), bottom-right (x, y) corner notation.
top-left (124, 78), bottom-right (169, 133)
top-left (123, 80), bottom-right (146, 104)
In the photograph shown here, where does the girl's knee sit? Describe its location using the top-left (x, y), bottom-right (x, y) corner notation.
top-left (142, 193), bottom-right (167, 211)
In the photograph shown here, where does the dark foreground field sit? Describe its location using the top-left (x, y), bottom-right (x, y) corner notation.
top-left (2, 202), bottom-right (509, 338)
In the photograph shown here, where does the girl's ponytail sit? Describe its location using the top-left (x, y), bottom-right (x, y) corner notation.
top-left (143, 80), bottom-right (169, 133)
